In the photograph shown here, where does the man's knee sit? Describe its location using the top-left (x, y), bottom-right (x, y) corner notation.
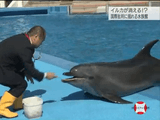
top-left (8, 80), bottom-right (28, 98)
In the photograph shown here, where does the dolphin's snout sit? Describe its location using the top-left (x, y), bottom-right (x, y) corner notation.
top-left (63, 72), bottom-right (66, 75)
top-left (63, 72), bottom-right (73, 76)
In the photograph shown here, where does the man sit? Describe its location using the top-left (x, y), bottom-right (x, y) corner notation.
top-left (0, 26), bottom-right (57, 118)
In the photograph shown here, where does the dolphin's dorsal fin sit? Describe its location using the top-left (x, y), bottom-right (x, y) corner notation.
top-left (134, 39), bottom-right (159, 58)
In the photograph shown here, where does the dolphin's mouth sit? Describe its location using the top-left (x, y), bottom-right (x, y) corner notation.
top-left (62, 72), bottom-right (84, 82)
top-left (62, 77), bottom-right (82, 82)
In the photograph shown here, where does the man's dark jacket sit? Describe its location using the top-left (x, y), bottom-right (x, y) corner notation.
top-left (0, 33), bottom-right (44, 81)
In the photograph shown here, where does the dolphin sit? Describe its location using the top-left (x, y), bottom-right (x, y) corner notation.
top-left (62, 40), bottom-right (160, 104)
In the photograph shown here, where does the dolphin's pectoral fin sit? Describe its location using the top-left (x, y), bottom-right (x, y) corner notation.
top-left (102, 94), bottom-right (133, 104)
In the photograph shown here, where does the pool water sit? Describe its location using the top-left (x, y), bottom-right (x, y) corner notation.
top-left (1, 14), bottom-right (160, 120)
top-left (0, 14), bottom-right (160, 64)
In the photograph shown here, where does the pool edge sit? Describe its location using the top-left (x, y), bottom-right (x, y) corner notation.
top-left (37, 52), bottom-right (78, 70)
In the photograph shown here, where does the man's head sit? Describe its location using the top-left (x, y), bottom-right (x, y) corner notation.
top-left (27, 26), bottom-right (46, 48)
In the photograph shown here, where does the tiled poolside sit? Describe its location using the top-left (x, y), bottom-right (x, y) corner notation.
top-left (0, 53), bottom-right (159, 120)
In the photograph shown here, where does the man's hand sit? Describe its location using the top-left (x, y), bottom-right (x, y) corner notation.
top-left (24, 71), bottom-right (34, 84)
top-left (46, 72), bottom-right (58, 80)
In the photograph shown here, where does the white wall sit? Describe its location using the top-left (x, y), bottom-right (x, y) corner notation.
top-left (96, 6), bottom-right (106, 13)
top-left (22, 1), bottom-right (28, 7)
top-left (8, 1), bottom-right (22, 7)
top-left (8, 0), bottom-right (28, 7)
top-left (0, 0), bottom-right (5, 8)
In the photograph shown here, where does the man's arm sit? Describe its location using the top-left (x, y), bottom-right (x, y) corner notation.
top-left (19, 47), bottom-right (44, 82)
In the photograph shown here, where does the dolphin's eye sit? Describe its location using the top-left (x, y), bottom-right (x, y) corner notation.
top-left (89, 76), bottom-right (94, 79)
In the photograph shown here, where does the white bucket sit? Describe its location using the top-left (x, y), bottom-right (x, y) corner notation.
top-left (22, 96), bottom-right (43, 119)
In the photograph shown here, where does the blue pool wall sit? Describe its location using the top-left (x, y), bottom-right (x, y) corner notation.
top-left (37, 52), bottom-right (78, 70)
top-left (0, 6), bottom-right (69, 16)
